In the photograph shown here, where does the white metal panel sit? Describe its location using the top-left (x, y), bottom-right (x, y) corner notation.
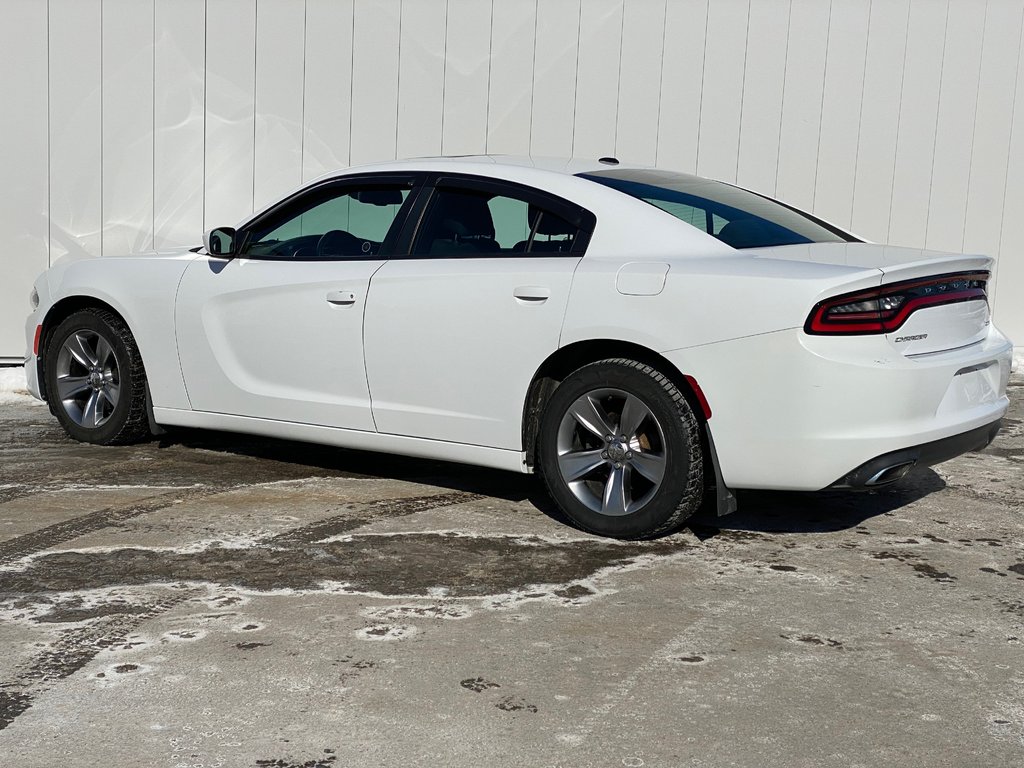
top-left (0, 0), bottom-right (48, 360)
top-left (302, 0), bottom-right (354, 181)
top-left (396, 0), bottom-right (445, 159)
top-left (849, 0), bottom-right (910, 242)
top-left (776, 0), bottom-right (830, 211)
top-left (926, 0), bottom-right (985, 253)
top-left (656, 0), bottom-right (708, 173)
top-left (4, 0), bottom-right (1024, 359)
top-left (102, 0), bottom-right (155, 257)
top-left (441, 0), bottom-right (491, 155)
top-left (615, 0), bottom-right (666, 165)
top-left (204, 0), bottom-right (257, 228)
top-left (997, 6), bottom-right (1024, 329)
top-left (486, 0), bottom-right (536, 155)
top-left (696, 0), bottom-right (748, 182)
top-left (572, 0), bottom-right (623, 159)
top-left (530, 0), bottom-right (580, 157)
top-left (253, 0), bottom-right (305, 211)
top-left (49, 0), bottom-right (103, 262)
top-left (349, 0), bottom-right (400, 165)
top-left (964, 2), bottom-right (1023, 262)
top-left (813, 0), bottom-right (869, 230)
top-left (153, 0), bottom-right (205, 249)
top-left (735, 0), bottom-right (789, 196)
top-left (888, 0), bottom-right (948, 248)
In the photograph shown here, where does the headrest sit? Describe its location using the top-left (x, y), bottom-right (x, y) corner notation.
top-left (435, 192), bottom-right (495, 239)
top-left (716, 218), bottom-right (779, 249)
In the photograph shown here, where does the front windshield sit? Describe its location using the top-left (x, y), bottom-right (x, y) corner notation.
top-left (579, 169), bottom-right (857, 249)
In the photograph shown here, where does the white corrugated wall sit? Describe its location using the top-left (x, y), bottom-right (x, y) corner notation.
top-left (2, 0), bottom-right (1022, 360)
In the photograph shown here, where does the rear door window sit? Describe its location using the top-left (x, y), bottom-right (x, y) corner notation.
top-left (411, 185), bottom-right (582, 257)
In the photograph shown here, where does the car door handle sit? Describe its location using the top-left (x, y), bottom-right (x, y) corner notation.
top-left (513, 286), bottom-right (550, 303)
top-left (326, 290), bottom-right (357, 306)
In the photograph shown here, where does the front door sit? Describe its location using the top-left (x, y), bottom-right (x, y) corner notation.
top-left (176, 176), bottom-right (419, 431)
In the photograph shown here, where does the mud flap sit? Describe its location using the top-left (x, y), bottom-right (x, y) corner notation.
top-left (145, 383), bottom-right (167, 437)
top-left (706, 425), bottom-right (737, 517)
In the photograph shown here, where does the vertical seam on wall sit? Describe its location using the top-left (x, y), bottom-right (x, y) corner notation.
top-left (484, 0), bottom-right (494, 154)
top-left (252, 0), bottom-right (258, 213)
top-left (348, 1), bottom-right (355, 165)
top-left (100, 0), bottom-right (104, 257)
top-left (46, 0), bottom-right (51, 266)
top-left (694, 0), bottom-right (710, 173)
top-left (570, 0), bottom-right (582, 155)
top-left (653, 0), bottom-right (669, 166)
top-left (773, 0), bottom-right (793, 195)
top-left (849, 0), bottom-right (873, 232)
top-left (440, 0), bottom-right (449, 155)
top-left (994, 3), bottom-right (1024, 268)
top-left (811, 1), bottom-right (834, 211)
top-left (394, 0), bottom-right (402, 158)
top-left (202, 0), bottom-right (208, 230)
top-left (612, 1), bottom-right (625, 155)
top-left (152, 0), bottom-right (156, 249)
top-left (886, 0), bottom-right (914, 242)
top-left (961, 0), bottom-right (989, 251)
top-left (528, 0), bottom-right (539, 154)
top-left (300, 0), bottom-right (307, 183)
top-left (922, 0), bottom-right (951, 248)
top-left (735, 0), bottom-right (754, 184)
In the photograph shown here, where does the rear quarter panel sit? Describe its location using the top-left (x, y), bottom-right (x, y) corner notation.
top-left (560, 253), bottom-right (885, 353)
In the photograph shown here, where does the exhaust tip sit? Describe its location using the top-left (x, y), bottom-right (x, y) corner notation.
top-left (864, 461), bottom-right (916, 487)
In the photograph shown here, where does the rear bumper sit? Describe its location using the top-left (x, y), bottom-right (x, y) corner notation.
top-left (664, 326), bottom-right (1013, 491)
top-left (829, 419), bottom-right (1002, 488)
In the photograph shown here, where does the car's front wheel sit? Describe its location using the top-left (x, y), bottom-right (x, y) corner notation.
top-left (537, 359), bottom-right (705, 539)
top-left (44, 308), bottom-right (151, 445)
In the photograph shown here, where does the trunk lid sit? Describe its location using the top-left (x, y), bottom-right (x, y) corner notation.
top-left (748, 243), bottom-right (993, 356)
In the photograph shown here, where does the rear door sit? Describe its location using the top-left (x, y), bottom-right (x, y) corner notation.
top-left (176, 175), bottom-right (420, 431)
top-left (363, 175), bottom-right (595, 450)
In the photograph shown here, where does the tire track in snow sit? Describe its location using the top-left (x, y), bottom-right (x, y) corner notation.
top-left (0, 588), bottom-right (201, 731)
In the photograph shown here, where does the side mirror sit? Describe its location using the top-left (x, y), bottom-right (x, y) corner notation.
top-left (204, 227), bottom-right (236, 256)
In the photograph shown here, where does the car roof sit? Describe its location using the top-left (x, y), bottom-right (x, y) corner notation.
top-left (318, 154), bottom-right (651, 180)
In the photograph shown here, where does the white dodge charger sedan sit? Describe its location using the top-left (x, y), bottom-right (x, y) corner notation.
top-left (24, 156), bottom-right (1013, 538)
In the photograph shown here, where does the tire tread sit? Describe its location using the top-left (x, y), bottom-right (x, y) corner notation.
top-left (538, 357), bottom-right (704, 539)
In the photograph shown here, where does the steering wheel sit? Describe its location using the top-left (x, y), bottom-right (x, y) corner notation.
top-left (316, 230), bottom-right (362, 258)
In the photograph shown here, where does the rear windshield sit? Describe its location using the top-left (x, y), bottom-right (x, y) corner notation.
top-left (579, 169), bottom-right (857, 249)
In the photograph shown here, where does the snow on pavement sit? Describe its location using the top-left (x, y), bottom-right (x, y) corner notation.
top-left (0, 365), bottom-right (40, 406)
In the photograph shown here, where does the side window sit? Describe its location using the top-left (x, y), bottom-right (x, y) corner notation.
top-left (243, 184), bottom-right (411, 260)
top-left (412, 186), bottom-right (580, 257)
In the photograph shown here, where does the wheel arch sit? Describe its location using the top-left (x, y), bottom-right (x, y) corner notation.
top-left (37, 295), bottom-right (137, 403)
top-left (521, 339), bottom-right (711, 470)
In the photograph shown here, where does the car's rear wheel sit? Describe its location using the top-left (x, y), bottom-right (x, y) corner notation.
top-left (537, 358), bottom-right (704, 539)
top-left (44, 308), bottom-right (151, 445)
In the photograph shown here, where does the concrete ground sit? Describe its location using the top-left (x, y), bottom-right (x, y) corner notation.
top-left (0, 380), bottom-right (1021, 768)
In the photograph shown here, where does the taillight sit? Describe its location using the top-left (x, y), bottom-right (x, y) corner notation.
top-left (805, 271), bottom-right (988, 335)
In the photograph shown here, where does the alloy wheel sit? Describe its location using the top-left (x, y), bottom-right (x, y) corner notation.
top-left (555, 387), bottom-right (667, 516)
top-left (54, 329), bottom-right (121, 428)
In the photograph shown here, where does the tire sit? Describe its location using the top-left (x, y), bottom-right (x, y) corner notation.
top-left (43, 308), bottom-right (151, 445)
top-left (536, 358), bottom-right (704, 539)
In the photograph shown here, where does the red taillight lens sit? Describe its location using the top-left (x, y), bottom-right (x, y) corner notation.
top-left (805, 272), bottom-right (988, 335)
